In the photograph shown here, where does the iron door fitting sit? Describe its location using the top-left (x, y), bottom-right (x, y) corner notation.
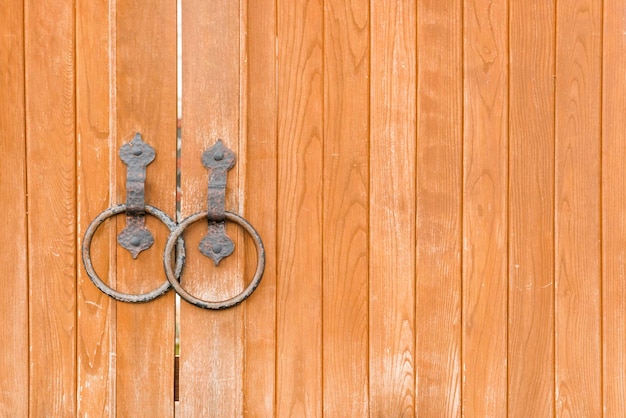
top-left (82, 134), bottom-right (265, 310)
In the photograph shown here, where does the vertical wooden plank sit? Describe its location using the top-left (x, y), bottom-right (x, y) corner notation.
top-left (25, 0), bottom-right (76, 414)
top-left (415, 0), bottom-right (462, 415)
top-left (462, 0), bottom-right (508, 415)
top-left (554, 0), bottom-right (602, 415)
top-left (115, 1), bottom-right (176, 415)
top-left (243, 0), bottom-right (277, 415)
top-left (507, 1), bottom-right (556, 417)
top-left (369, 1), bottom-right (416, 416)
top-left (602, 0), bottom-right (626, 414)
top-left (76, 0), bottom-right (116, 415)
top-left (179, 0), bottom-right (244, 416)
top-left (0, 1), bottom-right (28, 415)
top-left (276, 0), bottom-right (324, 416)
top-left (322, 0), bottom-right (369, 416)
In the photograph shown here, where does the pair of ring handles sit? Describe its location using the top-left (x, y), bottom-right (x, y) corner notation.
top-left (81, 134), bottom-right (264, 310)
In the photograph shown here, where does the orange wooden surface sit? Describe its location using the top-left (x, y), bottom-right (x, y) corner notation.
top-left (415, 0), bottom-right (462, 415)
top-left (0, 1), bottom-right (28, 415)
top-left (76, 0), bottom-right (116, 414)
top-left (462, 0), bottom-right (508, 415)
top-left (114, 1), bottom-right (177, 415)
top-left (243, 0), bottom-right (278, 415)
top-left (507, 0), bottom-right (556, 416)
top-left (603, 0), bottom-right (626, 413)
top-left (4, 1), bottom-right (626, 416)
top-left (179, 1), bottom-right (244, 416)
top-left (369, 1), bottom-right (416, 416)
top-left (25, 0), bottom-right (77, 415)
top-left (276, 1), bottom-right (324, 416)
top-left (323, 0), bottom-right (369, 416)
top-left (77, 0), bottom-right (177, 415)
top-left (555, 0), bottom-right (603, 416)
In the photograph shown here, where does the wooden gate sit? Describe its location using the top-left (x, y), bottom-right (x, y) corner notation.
top-left (1, 0), bottom-right (625, 416)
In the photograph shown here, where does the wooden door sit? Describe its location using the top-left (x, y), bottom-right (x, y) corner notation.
top-left (2, 0), bottom-right (626, 416)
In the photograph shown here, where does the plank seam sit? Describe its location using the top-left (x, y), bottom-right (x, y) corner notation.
top-left (22, 0), bottom-right (31, 414)
top-left (321, 0), bottom-right (326, 413)
top-left (505, 0), bottom-right (511, 415)
top-left (599, 0), bottom-right (605, 413)
top-left (552, 1), bottom-right (558, 416)
top-left (367, 0), bottom-right (372, 415)
top-left (72, 0), bottom-right (79, 414)
top-left (272, 3), bottom-right (279, 416)
top-left (460, 0), bottom-right (465, 414)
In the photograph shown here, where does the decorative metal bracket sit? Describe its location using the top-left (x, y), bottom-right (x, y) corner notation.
top-left (82, 135), bottom-right (265, 310)
top-left (198, 140), bottom-right (236, 265)
top-left (117, 133), bottom-right (156, 258)
top-left (163, 139), bottom-right (265, 310)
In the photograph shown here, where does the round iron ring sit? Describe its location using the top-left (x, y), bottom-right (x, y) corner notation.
top-left (82, 204), bottom-right (186, 303)
top-left (163, 211), bottom-right (265, 310)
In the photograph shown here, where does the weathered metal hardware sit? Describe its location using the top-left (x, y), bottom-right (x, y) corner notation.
top-left (199, 140), bottom-right (236, 265)
top-left (81, 136), bottom-right (265, 309)
top-left (82, 204), bottom-right (185, 303)
top-left (163, 210), bottom-right (265, 310)
top-left (162, 140), bottom-right (265, 310)
top-left (117, 133), bottom-right (156, 258)
top-left (81, 133), bottom-right (185, 303)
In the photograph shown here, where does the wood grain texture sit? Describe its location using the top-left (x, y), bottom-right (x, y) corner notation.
top-left (115, 0), bottom-right (176, 415)
top-left (462, 0), bottom-right (508, 416)
top-left (179, 1), bottom-right (244, 416)
top-left (602, 0), bottom-right (626, 414)
top-left (554, 0), bottom-right (602, 416)
top-left (322, 0), bottom-right (369, 416)
top-left (9, 2), bottom-right (626, 414)
top-left (276, 0), bottom-right (324, 416)
top-left (25, 0), bottom-right (76, 415)
top-left (76, 0), bottom-right (116, 415)
top-left (415, 0), bottom-right (462, 415)
top-left (507, 1), bottom-right (555, 416)
top-left (242, 0), bottom-right (277, 416)
top-left (369, 1), bottom-right (416, 416)
top-left (0, 1), bottom-right (28, 415)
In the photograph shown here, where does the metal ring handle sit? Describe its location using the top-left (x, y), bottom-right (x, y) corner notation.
top-left (163, 211), bottom-right (265, 310)
top-left (82, 204), bottom-right (186, 303)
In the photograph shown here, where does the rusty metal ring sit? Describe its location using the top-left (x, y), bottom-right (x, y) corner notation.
top-left (82, 204), bottom-right (186, 303)
top-left (163, 211), bottom-right (265, 310)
